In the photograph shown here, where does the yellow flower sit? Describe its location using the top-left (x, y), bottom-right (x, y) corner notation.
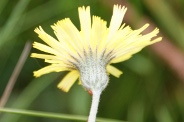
top-left (31, 5), bottom-right (162, 93)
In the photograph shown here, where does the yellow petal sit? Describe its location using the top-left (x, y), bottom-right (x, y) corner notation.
top-left (32, 42), bottom-right (78, 64)
top-left (34, 27), bottom-right (64, 53)
top-left (91, 16), bottom-right (107, 54)
top-left (31, 53), bottom-right (64, 61)
top-left (57, 70), bottom-right (79, 92)
top-left (109, 25), bottom-right (162, 62)
top-left (78, 79), bottom-right (82, 85)
top-left (110, 54), bottom-right (132, 63)
top-left (34, 64), bottom-right (69, 77)
top-left (32, 42), bottom-right (61, 56)
top-left (107, 65), bottom-right (123, 78)
top-left (106, 25), bottom-right (132, 50)
top-left (51, 18), bottom-right (84, 58)
top-left (107, 5), bottom-right (127, 42)
top-left (78, 6), bottom-right (91, 43)
top-left (112, 24), bottom-right (149, 53)
top-left (149, 37), bottom-right (162, 45)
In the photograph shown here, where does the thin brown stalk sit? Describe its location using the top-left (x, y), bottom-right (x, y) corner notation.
top-left (0, 41), bottom-right (32, 107)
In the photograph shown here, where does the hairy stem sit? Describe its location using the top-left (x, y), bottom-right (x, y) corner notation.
top-left (88, 90), bottom-right (101, 122)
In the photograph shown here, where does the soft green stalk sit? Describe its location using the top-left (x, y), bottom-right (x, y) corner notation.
top-left (155, 106), bottom-right (174, 122)
top-left (0, 108), bottom-right (126, 122)
top-left (0, 0), bottom-right (31, 48)
top-left (0, 0), bottom-right (9, 14)
top-left (8, 0), bottom-right (76, 41)
top-left (0, 73), bottom-right (60, 122)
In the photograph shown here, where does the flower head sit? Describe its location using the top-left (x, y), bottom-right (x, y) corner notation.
top-left (31, 5), bottom-right (162, 93)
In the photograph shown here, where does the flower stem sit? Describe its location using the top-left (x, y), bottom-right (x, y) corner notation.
top-left (88, 90), bottom-right (101, 122)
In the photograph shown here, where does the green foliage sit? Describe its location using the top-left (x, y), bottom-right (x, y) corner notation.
top-left (0, 0), bottom-right (184, 122)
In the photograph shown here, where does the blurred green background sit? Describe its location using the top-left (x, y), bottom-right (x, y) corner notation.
top-left (1, 0), bottom-right (184, 122)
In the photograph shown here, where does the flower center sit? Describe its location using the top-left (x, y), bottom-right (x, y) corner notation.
top-left (76, 48), bottom-right (113, 91)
